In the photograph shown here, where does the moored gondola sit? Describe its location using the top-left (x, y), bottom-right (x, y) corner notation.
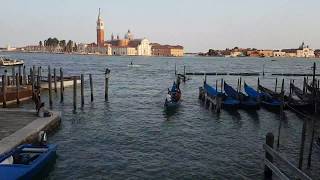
top-left (246, 83), bottom-right (281, 111)
top-left (164, 82), bottom-right (181, 109)
top-left (224, 82), bottom-right (259, 109)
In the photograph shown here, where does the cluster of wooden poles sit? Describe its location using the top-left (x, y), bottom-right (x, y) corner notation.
top-left (45, 66), bottom-right (111, 112)
top-left (1, 65), bottom-right (111, 112)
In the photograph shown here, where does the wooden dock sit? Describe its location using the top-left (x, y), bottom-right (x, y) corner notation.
top-left (0, 85), bottom-right (33, 105)
top-left (0, 109), bottom-right (61, 154)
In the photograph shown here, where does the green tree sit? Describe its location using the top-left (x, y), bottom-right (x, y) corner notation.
top-left (73, 43), bottom-right (78, 52)
top-left (59, 40), bottom-right (66, 50)
top-left (66, 40), bottom-right (73, 53)
top-left (39, 41), bottom-right (43, 47)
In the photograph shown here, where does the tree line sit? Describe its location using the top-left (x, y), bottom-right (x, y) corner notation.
top-left (39, 37), bottom-right (77, 52)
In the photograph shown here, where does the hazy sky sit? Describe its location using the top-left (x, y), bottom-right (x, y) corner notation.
top-left (1, 0), bottom-right (319, 52)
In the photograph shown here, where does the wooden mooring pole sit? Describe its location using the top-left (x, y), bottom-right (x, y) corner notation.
top-left (275, 78), bottom-right (278, 93)
top-left (29, 67), bottom-right (32, 85)
top-left (307, 62), bottom-right (317, 168)
top-left (37, 66), bottom-right (40, 90)
top-left (277, 79), bottom-right (284, 148)
top-left (18, 65), bottom-right (21, 85)
top-left (81, 74), bottom-right (84, 107)
top-left (54, 68), bottom-right (57, 93)
top-left (183, 66), bottom-right (186, 82)
top-left (298, 118), bottom-right (307, 169)
top-left (39, 66), bottom-right (42, 84)
top-left (220, 78), bottom-right (223, 93)
top-left (89, 74), bottom-right (93, 102)
top-left (73, 76), bottom-right (77, 111)
top-left (16, 73), bottom-right (20, 105)
top-left (48, 66), bottom-right (52, 106)
top-left (105, 68), bottom-right (110, 101)
top-left (12, 66), bottom-right (15, 85)
top-left (31, 68), bottom-right (35, 100)
top-left (60, 68), bottom-right (64, 103)
top-left (2, 75), bottom-right (7, 108)
top-left (264, 132), bottom-right (274, 178)
top-left (174, 63), bottom-right (177, 75)
top-left (23, 66), bottom-right (26, 85)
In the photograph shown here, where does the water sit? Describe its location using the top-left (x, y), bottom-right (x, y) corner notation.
top-left (1, 52), bottom-right (320, 179)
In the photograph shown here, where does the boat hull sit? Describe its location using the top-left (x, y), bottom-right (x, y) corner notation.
top-left (261, 101), bottom-right (281, 112)
top-left (221, 96), bottom-right (240, 109)
top-left (0, 144), bottom-right (57, 180)
top-left (240, 101), bottom-right (260, 110)
top-left (164, 100), bottom-right (180, 110)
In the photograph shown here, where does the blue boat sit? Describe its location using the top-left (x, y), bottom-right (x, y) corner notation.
top-left (204, 82), bottom-right (221, 97)
top-left (224, 82), bottom-right (259, 109)
top-left (164, 82), bottom-right (181, 109)
top-left (245, 83), bottom-right (281, 111)
top-left (222, 82), bottom-right (240, 109)
top-left (0, 144), bottom-right (57, 180)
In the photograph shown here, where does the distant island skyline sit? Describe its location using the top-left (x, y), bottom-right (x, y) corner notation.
top-left (1, 0), bottom-right (320, 52)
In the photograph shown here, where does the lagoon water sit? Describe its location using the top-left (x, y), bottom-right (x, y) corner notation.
top-left (1, 52), bottom-right (320, 179)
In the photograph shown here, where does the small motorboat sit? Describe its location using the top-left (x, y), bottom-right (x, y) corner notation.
top-left (0, 132), bottom-right (57, 180)
top-left (128, 61), bottom-right (141, 67)
top-left (0, 57), bottom-right (24, 66)
top-left (164, 82), bottom-right (181, 109)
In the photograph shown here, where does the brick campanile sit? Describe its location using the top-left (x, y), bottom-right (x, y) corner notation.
top-left (96, 8), bottom-right (105, 47)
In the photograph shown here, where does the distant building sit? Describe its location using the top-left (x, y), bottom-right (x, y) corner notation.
top-left (230, 51), bottom-right (242, 57)
top-left (258, 50), bottom-right (273, 57)
top-left (151, 44), bottom-right (184, 57)
top-left (315, 49), bottom-right (320, 58)
top-left (247, 50), bottom-right (260, 57)
top-left (282, 42), bottom-right (315, 58)
top-left (273, 50), bottom-right (286, 57)
top-left (112, 46), bottom-right (137, 56)
top-left (96, 8), bottom-right (105, 47)
top-left (5, 45), bottom-right (16, 51)
top-left (86, 43), bottom-right (112, 55)
top-left (108, 37), bottom-right (151, 56)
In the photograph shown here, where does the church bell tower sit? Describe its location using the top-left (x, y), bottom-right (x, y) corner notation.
top-left (96, 8), bottom-right (105, 47)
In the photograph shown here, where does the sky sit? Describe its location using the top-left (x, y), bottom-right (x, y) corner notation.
top-left (0, 0), bottom-right (320, 52)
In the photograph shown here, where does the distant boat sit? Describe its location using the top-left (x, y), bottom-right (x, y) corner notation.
top-left (164, 82), bottom-right (181, 109)
top-left (128, 61), bottom-right (141, 67)
top-left (0, 144), bottom-right (57, 180)
top-left (0, 57), bottom-right (24, 66)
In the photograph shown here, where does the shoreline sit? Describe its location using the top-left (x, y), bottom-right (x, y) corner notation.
top-left (1, 50), bottom-right (320, 59)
